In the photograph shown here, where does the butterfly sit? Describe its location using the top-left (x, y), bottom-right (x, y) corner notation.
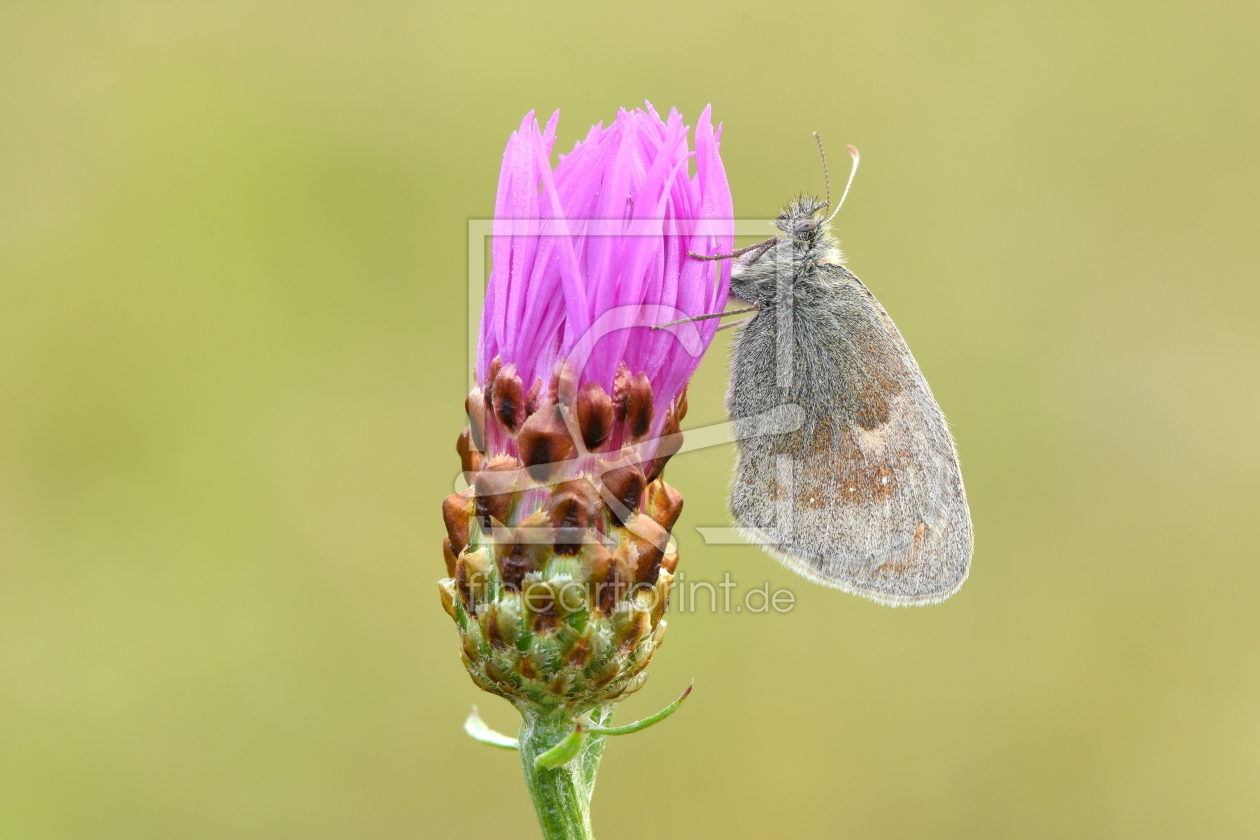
top-left (693, 139), bottom-right (972, 605)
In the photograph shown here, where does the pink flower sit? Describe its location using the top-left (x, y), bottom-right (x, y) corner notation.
top-left (440, 107), bottom-right (732, 722)
top-left (475, 104), bottom-right (732, 464)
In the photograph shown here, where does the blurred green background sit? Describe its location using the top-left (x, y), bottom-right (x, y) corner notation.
top-left (2, 1), bottom-right (1258, 837)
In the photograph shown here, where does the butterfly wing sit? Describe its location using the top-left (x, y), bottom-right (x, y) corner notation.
top-left (727, 264), bottom-right (972, 606)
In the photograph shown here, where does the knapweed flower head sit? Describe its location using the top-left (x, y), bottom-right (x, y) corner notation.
top-left (440, 104), bottom-right (732, 716)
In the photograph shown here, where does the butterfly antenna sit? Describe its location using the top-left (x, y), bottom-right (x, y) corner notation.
top-left (813, 131), bottom-right (831, 210)
top-left (824, 145), bottom-right (860, 224)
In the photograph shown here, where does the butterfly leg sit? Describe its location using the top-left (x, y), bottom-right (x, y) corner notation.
top-left (715, 316), bottom-right (755, 332)
top-left (688, 236), bottom-right (780, 263)
top-left (651, 304), bottom-right (760, 331)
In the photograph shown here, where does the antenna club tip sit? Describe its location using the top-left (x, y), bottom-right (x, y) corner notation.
top-left (847, 145), bottom-right (860, 160)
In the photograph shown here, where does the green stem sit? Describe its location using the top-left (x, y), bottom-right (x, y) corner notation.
top-left (518, 705), bottom-right (615, 840)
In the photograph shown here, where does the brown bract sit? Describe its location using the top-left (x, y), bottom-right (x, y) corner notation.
top-left (516, 402), bottom-right (577, 482)
top-left (613, 364), bottom-right (654, 442)
top-left (442, 489), bottom-right (475, 555)
top-left (491, 363), bottom-right (526, 434)
top-left (464, 387), bottom-right (486, 452)
top-left (545, 479), bottom-right (601, 556)
top-left (438, 356), bottom-right (698, 714)
top-left (575, 381), bottom-right (614, 452)
top-left (456, 427), bottom-right (481, 475)
top-left (474, 455), bottom-right (520, 529)
top-left (492, 513), bottom-right (549, 590)
top-left (646, 396), bottom-right (685, 482)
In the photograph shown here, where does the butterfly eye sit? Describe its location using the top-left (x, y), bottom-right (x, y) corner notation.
top-left (793, 218), bottom-right (817, 234)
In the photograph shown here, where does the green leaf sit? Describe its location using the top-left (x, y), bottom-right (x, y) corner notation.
top-left (585, 682), bottom-right (693, 736)
top-left (463, 706), bottom-right (519, 750)
top-left (533, 725), bottom-right (586, 770)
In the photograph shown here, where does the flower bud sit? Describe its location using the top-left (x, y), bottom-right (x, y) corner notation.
top-left (438, 104), bottom-right (732, 717)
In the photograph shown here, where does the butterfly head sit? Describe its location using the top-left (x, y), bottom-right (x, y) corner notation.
top-left (775, 195), bottom-right (832, 246)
